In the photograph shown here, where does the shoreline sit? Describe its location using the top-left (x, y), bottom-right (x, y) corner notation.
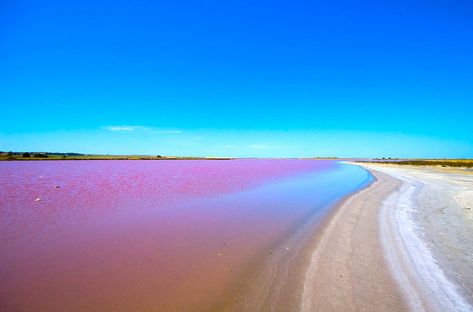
top-left (225, 162), bottom-right (473, 311)
top-left (215, 164), bottom-right (376, 311)
top-left (301, 169), bottom-right (408, 311)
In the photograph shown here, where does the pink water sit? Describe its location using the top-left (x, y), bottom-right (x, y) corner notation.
top-left (0, 160), bottom-right (370, 311)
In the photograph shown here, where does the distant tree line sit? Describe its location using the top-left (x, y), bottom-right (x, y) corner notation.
top-left (1, 151), bottom-right (85, 158)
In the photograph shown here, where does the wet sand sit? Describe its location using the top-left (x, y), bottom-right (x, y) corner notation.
top-left (218, 170), bottom-right (406, 312)
top-left (301, 170), bottom-right (409, 312)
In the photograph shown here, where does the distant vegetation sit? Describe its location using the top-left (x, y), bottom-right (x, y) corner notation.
top-left (0, 152), bottom-right (231, 161)
top-left (361, 159), bottom-right (473, 168)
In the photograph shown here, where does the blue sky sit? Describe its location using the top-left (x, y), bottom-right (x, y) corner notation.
top-left (1, 0), bottom-right (472, 157)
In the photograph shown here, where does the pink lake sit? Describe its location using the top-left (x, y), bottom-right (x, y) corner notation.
top-left (0, 159), bottom-right (371, 311)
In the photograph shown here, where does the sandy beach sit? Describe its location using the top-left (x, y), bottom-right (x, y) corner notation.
top-left (301, 163), bottom-right (473, 312)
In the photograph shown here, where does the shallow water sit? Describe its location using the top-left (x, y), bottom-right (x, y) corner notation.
top-left (0, 160), bottom-right (370, 311)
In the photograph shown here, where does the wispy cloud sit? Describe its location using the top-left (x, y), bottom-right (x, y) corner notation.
top-left (103, 126), bottom-right (182, 134)
top-left (105, 126), bottom-right (143, 132)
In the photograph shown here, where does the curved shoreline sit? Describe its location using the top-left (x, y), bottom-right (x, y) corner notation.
top-left (214, 164), bottom-right (374, 312)
top-left (218, 163), bottom-right (473, 311)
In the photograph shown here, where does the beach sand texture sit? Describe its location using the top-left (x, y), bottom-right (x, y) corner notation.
top-left (300, 164), bottom-right (473, 312)
top-left (301, 171), bottom-right (409, 312)
top-left (358, 164), bottom-right (473, 312)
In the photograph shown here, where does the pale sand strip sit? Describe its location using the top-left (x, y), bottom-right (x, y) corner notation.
top-left (302, 171), bottom-right (409, 312)
top-left (363, 164), bottom-right (473, 312)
